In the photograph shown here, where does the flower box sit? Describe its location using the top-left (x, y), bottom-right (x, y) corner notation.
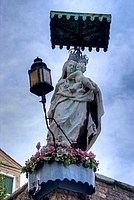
top-left (28, 162), bottom-right (95, 199)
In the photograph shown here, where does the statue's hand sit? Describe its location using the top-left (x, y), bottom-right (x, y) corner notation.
top-left (67, 71), bottom-right (82, 80)
top-left (69, 87), bottom-right (76, 93)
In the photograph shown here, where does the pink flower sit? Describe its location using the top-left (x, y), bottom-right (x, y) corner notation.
top-left (88, 151), bottom-right (96, 158)
top-left (34, 151), bottom-right (40, 158)
top-left (48, 145), bottom-right (55, 152)
top-left (77, 149), bottom-right (85, 155)
top-left (40, 149), bottom-right (45, 158)
top-left (81, 157), bottom-right (85, 161)
top-left (40, 154), bottom-right (45, 159)
top-left (30, 161), bottom-right (33, 166)
top-left (68, 147), bottom-right (75, 153)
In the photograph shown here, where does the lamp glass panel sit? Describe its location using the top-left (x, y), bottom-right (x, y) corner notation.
top-left (39, 68), bottom-right (43, 82)
top-left (43, 68), bottom-right (51, 84)
top-left (30, 70), bottom-right (38, 87)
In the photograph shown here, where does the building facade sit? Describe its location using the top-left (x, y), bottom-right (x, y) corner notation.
top-left (0, 149), bottom-right (22, 196)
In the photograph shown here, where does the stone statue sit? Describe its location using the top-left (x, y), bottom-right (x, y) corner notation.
top-left (47, 49), bottom-right (104, 151)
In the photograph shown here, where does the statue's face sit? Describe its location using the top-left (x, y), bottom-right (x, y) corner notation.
top-left (81, 63), bottom-right (86, 73)
top-left (67, 60), bottom-right (77, 75)
top-left (77, 62), bottom-right (86, 73)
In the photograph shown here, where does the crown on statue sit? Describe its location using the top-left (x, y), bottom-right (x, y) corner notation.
top-left (68, 48), bottom-right (89, 65)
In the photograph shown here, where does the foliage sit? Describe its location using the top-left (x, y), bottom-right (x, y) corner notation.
top-left (22, 142), bottom-right (99, 174)
top-left (0, 174), bottom-right (7, 200)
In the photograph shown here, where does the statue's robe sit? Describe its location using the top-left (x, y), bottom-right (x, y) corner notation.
top-left (47, 74), bottom-right (104, 151)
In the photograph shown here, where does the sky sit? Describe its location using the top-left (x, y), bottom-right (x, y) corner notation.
top-left (0, 0), bottom-right (134, 186)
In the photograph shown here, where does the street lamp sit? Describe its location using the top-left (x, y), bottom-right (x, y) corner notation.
top-left (28, 57), bottom-right (74, 150)
top-left (28, 57), bottom-right (53, 96)
top-left (28, 57), bottom-right (56, 148)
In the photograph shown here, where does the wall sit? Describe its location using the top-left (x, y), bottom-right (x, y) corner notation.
top-left (94, 174), bottom-right (134, 200)
top-left (0, 149), bottom-right (21, 193)
top-left (6, 174), bottom-right (134, 200)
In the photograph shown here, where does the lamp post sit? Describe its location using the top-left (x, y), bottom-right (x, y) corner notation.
top-left (28, 57), bottom-right (57, 148)
top-left (28, 57), bottom-right (74, 149)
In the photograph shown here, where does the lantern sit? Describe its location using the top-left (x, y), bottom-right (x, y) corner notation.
top-left (28, 57), bottom-right (54, 96)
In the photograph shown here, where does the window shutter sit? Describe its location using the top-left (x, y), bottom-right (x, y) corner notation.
top-left (3, 175), bottom-right (13, 194)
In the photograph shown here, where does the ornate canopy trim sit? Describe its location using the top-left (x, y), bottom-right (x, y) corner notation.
top-left (50, 11), bottom-right (111, 52)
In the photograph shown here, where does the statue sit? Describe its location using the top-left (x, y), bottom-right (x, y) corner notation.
top-left (47, 49), bottom-right (104, 151)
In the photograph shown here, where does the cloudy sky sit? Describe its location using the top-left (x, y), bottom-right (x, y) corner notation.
top-left (0, 0), bottom-right (134, 186)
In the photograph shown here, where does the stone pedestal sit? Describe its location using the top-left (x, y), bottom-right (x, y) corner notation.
top-left (41, 189), bottom-right (91, 200)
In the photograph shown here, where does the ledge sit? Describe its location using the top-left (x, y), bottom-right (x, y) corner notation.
top-left (96, 173), bottom-right (134, 192)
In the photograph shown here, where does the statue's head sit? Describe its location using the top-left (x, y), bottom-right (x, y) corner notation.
top-left (68, 48), bottom-right (88, 73)
top-left (62, 60), bottom-right (77, 78)
top-left (76, 62), bottom-right (86, 73)
top-left (61, 48), bottom-right (88, 78)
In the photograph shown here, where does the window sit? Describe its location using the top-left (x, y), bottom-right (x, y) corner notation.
top-left (3, 175), bottom-right (13, 194)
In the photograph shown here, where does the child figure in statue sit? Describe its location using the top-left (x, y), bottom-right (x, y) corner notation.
top-left (47, 49), bottom-right (104, 151)
top-left (67, 62), bottom-right (96, 95)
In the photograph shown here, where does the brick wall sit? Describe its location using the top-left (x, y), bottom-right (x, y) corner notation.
top-left (94, 174), bottom-right (134, 200)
